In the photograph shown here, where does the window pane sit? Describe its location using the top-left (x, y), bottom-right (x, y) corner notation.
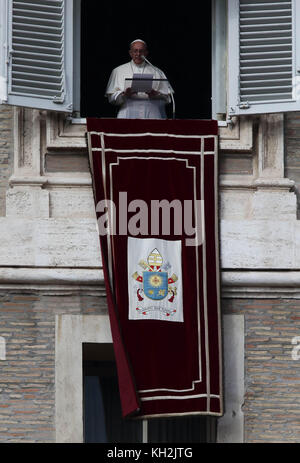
top-left (84, 375), bottom-right (108, 442)
top-left (83, 359), bottom-right (215, 443)
top-left (83, 361), bottom-right (143, 443)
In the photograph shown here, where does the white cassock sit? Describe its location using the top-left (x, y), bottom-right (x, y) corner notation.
top-left (105, 60), bottom-right (173, 119)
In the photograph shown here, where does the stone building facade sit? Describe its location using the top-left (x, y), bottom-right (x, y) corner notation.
top-left (1, 0), bottom-right (300, 445)
top-left (0, 105), bottom-right (299, 443)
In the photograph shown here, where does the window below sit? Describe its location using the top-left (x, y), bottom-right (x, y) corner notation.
top-left (83, 343), bottom-right (216, 443)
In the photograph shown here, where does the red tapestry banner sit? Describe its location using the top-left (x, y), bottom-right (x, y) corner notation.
top-left (87, 118), bottom-right (223, 419)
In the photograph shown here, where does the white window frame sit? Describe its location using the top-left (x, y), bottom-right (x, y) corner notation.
top-left (228, 0), bottom-right (300, 116)
top-left (55, 313), bottom-right (243, 443)
top-left (4, 0), bottom-right (299, 120)
top-left (212, 0), bottom-right (227, 120)
top-left (0, 0), bottom-right (75, 112)
top-left (0, 0), bottom-right (9, 103)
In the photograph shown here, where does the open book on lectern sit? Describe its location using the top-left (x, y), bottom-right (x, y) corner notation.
top-left (125, 73), bottom-right (168, 94)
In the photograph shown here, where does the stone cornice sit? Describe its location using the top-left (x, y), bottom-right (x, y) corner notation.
top-left (1, 268), bottom-right (300, 298)
top-left (219, 116), bottom-right (253, 152)
top-left (222, 271), bottom-right (300, 298)
top-left (0, 267), bottom-right (105, 294)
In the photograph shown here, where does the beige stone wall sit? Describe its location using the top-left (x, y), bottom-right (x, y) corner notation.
top-left (285, 112), bottom-right (300, 219)
top-left (0, 106), bottom-right (299, 443)
top-left (0, 105), bottom-right (13, 217)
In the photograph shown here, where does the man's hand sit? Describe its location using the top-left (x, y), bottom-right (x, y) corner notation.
top-left (147, 89), bottom-right (160, 99)
top-left (124, 88), bottom-right (136, 98)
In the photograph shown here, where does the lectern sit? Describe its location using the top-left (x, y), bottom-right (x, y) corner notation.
top-left (125, 74), bottom-right (175, 118)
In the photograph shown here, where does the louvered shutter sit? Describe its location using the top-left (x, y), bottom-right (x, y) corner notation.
top-left (228, 0), bottom-right (300, 115)
top-left (0, 0), bottom-right (73, 112)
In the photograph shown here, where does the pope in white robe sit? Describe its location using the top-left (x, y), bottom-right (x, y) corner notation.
top-left (105, 39), bottom-right (173, 119)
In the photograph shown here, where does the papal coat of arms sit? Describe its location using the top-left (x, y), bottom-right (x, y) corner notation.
top-left (128, 238), bottom-right (183, 322)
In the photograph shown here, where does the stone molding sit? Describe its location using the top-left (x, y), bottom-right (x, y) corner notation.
top-left (220, 113), bottom-right (295, 190)
top-left (0, 267), bottom-right (104, 292)
top-left (55, 315), bottom-right (113, 443)
top-left (217, 314), bottom-right (244, 443)
top-left (219, 116), bottom-right (253, 152)
top-left (7, 108), bottom-right (93, 218)
top-left (220, 113), bottom-right (297, 221)
top-left (220, 176), bottom-right (295, 192)
top-left (0, 267), bottom-right (300, 299)
top-left (9, 108), bottom-right (88, 183)
top-left (222, 271), bottom-right (300, 298)
top-left (12, 107), bottom-right (42, 177)
top-left (9, 109), bottom-right (295, 195)
top-left (46, 112), bottom-right (87, 151)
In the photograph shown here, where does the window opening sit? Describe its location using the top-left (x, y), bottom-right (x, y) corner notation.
top-left (80, 1), bottom-right (212, 119)
top-left (83, 343), bottom-right (215, 443)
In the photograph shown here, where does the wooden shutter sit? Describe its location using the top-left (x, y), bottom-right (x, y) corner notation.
top-left (228, 0), bottom-right (300, 115)
top-left (0, 0), bottom-right (73, 112)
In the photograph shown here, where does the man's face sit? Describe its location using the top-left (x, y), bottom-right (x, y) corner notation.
top-left (129, 41), bottom-right (148, 65)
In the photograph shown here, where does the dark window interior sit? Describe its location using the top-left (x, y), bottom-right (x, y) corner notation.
top-left (83, 360), bottom-right (142, 443)
top-left (81, 1), bottom-right (212, 119)
top-left (83, 343), bottom-right (215, 444)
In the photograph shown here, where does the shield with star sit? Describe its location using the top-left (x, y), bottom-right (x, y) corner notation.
top-left (143, 271), bottom-right (168, 300)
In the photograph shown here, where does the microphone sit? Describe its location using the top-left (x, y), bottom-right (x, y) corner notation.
top-left (141, 56), bottom-right (175, 119)
top-left (141, 55), bottom-right (151, 66)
